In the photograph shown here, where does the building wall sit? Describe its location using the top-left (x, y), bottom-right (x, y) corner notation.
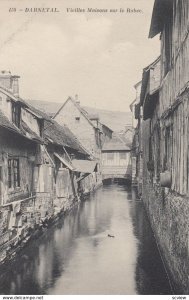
top-left (141, 92), bottom-right (189, 293)
top-left (54, 100), bottom-right (100, 159)
top-left (22, 108), bottom-right (41, 136)
top-left (160, 1), bottom-right (189, 116)
top-left (102, 150), bottom-right (131, 179)
top-left (0, 129), bottom-right (36, 205)
top-left (0, 132), bottom-right (81, 264)
top-left (142, 173), bottom-right (189, 293)
top-left (102, 151), bottom-right (130, 166)
top-left (140, 4), bottom-right (189, 293)
top-left (101, 126), bottom-right (112, 147)
top-left (0, 92), bottom-right (12, 120)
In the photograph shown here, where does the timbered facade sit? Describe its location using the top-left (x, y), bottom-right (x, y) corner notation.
top-left (139, 0), bottom-right (189, 293)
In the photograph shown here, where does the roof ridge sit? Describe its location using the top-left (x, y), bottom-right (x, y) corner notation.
top-left (52, 96), bottom-right (72, 119)
top-left (52, 96), bottom-right (97, 129)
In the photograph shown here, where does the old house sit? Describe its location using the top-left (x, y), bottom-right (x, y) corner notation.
top-left (0, 71), bottom-right (95, 264)
top-left (140, 0), bottom-right (189, 293)
top-left (53, 96), bottom-right (113, 188)
top-left (140, 56), bottom-right (161, 186)
top-left (0, 71), bottom-right (55, 261)
top-left (53, 97), bottom-right (103, 159)
top-left (130, 81), bottom-right (142, 188)
top-left (43, 119), bottom-right (97, 207)
top-left (102, 132), bottom-right (132, 183)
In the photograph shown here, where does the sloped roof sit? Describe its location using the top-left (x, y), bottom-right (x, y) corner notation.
top-left (149, 0), bottom-right (173, 38)
top-left (0, 85), bottom-right (52, 123)
top-left (72, 159), bottom-right (97, 173)
top-left (44, 119), bottom-right (89, 155)
top-left (101, 123), bottom-right (113, 133)
top-left (140, 56), bottom-right (160, 106)
top-left (52, 97), bottom-right (113, 133)
top-left (23, 100), bottom-right (52, 122)
top-left (0, 110), bottom-right (21, 134)
top-left (118, 131), bottom-right (133, 148)
top-left (53, 97), bottom-right (97, 129)
top-left (0, 110), bottom-right (43, 143)
top-left (0, 85), bottom-right (19, 102)
top-left (102, 132), bottom-right (131, 151)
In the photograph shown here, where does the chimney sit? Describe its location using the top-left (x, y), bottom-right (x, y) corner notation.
top-left (75, 94), bottom-right (80, 105)
top-left (0, 71), bottom-right (20, 97)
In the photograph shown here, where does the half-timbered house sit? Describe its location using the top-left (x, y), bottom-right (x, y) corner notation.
top-left (140, 0), bottom-right (189, 293)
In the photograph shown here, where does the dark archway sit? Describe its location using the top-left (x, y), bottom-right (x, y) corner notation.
top-left (102, 177), bottom-right (131, 186)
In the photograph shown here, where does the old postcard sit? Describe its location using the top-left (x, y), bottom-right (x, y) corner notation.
top-left (0, 0), bottom-right (187, 297)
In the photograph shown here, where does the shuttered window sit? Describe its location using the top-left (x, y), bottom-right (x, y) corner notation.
top-left (163, 5), bottom-right (173, 76)
top-left (8, 158), bottom-right (20, 189)
top-left (12, 102), bottom-right (21, 128)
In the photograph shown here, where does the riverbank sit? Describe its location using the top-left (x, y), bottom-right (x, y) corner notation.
top-left (0, 176), bottom-right (102, 267)
top-left (0, 184), bottom-right (172, 295)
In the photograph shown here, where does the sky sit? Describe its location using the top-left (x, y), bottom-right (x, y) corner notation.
top-left (0, 0), bottom-right (160, 112)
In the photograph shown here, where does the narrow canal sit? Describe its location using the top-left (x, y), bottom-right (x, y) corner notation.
top-left (0, 184), bottom-right (172, 295)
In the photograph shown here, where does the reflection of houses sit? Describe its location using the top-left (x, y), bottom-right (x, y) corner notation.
top-left (137, 0), bottom-right (189, 293)
top-left (102, 133), bottom-right (132, 182)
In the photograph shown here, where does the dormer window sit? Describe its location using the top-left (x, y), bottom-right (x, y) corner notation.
top-left (12, 102), bottom-right (21, 128)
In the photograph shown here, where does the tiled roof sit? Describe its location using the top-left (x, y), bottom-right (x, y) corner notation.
top-left (21, 121), bottom-right (43, 143)
top-left (0, 110), bottom-right (43, 143)
top-left (0, 110), bottom-right (21, 134)
top-left (102, 132), bottom-right (131, 151)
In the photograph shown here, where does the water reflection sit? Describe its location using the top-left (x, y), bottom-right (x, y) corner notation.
top-left (0, 185), bottom-right (172, 295)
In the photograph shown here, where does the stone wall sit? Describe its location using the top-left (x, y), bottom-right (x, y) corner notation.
top-left (142, 180), bottom-right (189, 294)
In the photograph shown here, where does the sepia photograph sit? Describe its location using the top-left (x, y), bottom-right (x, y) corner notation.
top-left (0, 0), bottom-right (188, 297)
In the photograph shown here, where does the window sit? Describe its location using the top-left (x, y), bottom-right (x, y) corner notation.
top-left (8, 158), bottom-right (20, 189)
top-left (12, 102), bottom-right (20, 128)
top-left (75, 117), bottom-right (80, 123)
top-left (8, 159), bottom-right (12, 188)
top-left (149, 136), bottom-right (153, 162)
top-left (164, 125), bottom-right (172, 171)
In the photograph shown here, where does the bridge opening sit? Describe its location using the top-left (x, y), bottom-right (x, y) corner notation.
top-left (102, 177), bottom-right (131, 186)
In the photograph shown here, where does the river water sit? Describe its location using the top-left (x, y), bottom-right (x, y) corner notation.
top-left (0, 184), bottom-right (172, 295)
